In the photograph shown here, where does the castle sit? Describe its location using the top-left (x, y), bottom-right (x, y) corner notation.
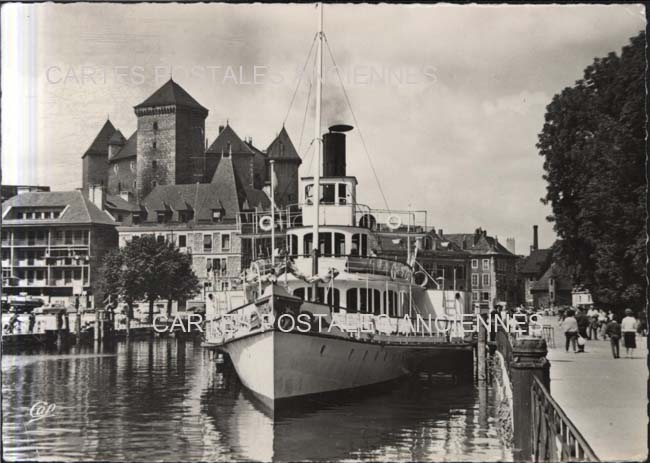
top-left (81, 78), bottom-right (301, 221)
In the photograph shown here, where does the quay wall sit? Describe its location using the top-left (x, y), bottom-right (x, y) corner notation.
top-left (491, 351), bottom-right (513, 444)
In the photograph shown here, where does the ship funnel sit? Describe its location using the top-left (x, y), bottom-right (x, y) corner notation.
top-left (323, 124), bottom-right (352, 177)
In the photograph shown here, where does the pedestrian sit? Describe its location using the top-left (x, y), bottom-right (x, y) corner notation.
top-left (28, 312), bottom-right (36, 333)
top-left (621, 309), bottom-right (637, 358)
top-left (8, 312), bottom-right (21, 334)
top-left (598, 309), bottom-right (608, 338)
top-left (605, 317), bottom-right (621, 359)
top-left (561, 309), bottom-right (579, 353)
top-left (576, 308), bottom-right (590, 340)
top-left (588, 313), bottom-right (599, 340)
top-left (557, 306), bottom-right (566, 322)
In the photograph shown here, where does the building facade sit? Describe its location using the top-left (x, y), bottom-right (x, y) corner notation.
top-left (378, 230), bottom-right (471, 292)
top-left (446, 228), bottom-right (519, 309)
top-left (1, 189), bottom-right (117, 307)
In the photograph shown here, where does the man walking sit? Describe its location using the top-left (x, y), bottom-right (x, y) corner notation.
top-left (605, 317), bottom-right (621, 359)
top-left (562, 309), bottom-right (579, 353)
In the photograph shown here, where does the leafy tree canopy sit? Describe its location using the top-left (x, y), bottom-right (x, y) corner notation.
top-left (537, 31), bottom-right (645, 311)
top-left (98, 235), bottom-right (200, 320)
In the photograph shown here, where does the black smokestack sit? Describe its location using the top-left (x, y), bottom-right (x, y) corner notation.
top-left (533, 225), bottom-right (539, 251)
top-left (323, 124), bottom-right (352, 177)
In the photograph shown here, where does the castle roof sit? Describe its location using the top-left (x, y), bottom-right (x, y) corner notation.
top-left (210, 151), bottom-right (269, 212)
top-left (108, 130), bottom-right (126, 146)
top-left (81, 119), bottom-right (116, 159)
top-left (445, 229), bottom-right (515, 256)
top-left (140, 150), bottom-right (269, 223)
top-left (134, 79), bottom-right (208, 113)
top-left (2, 190), bottom-right (116, 226)
top-left (206, 124), bottom-right (260, 156)
top-left (266, 126), bottom-right (301, 163)
top-left (109, 132), bottom-right (137, 162)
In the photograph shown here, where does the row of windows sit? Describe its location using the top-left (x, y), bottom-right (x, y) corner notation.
top-left (472, 291), bottom-right (491, 302)
top-left (471, 258), bottom-right (491, 270)
top-left (13, 209), bottom-right (62, 220)
top-left (292, 287), bottom-right (408, 317)
top-left (112, 161), bottom-right (136, 174)
top-left (287, 232), bottom-right (369, 257)
top-left (131, 232), bottom-right (231, 253)
top-left (155, 209), bottom-right (223, 224)
top-left (305, 183), bottom-right (349, 205)
top-left (471, 274), bottom-right (490, 288)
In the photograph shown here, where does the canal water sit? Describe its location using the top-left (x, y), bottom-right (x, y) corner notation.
top-left (2, 338), bottom-right (511, 461)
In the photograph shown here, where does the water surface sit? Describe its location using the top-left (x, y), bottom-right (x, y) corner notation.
top-left (2, 339), bottom-right (511, 461)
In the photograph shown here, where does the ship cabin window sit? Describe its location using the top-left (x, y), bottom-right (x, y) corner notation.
top-left (338, 184), bottom-right (347, 205)
top-left (303, 233), bottom-right (312, 255)
top-left (305, 184), bottom-right (314, 205)
top-left (351, 233), bottom-right (368, 257)
top-left (345, 288), bottom-right (381, 314)
top-left (287, 234), bottom-right (298, 256)
top-left (322, 184), bottom-right (336, 204)
top-left (334, 233), bottom-right (345, 255)
top-left (303, 232), bottom-right (345, 257)
top-left (384, 290), bottom-right (398, 317)
top-left (293, 287), bottom-right (339, 306)
top-left (318, 233), bottom-right (332, 256)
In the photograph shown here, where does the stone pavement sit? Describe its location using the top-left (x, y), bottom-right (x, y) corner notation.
top-left (541, 316), bottom-right (647, 461)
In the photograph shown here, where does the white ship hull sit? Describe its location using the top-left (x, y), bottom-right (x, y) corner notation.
top-left (221, 328), bottom-right (463, 411)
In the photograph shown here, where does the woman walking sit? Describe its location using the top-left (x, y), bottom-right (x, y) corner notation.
top-left (621, 309), bottom-right (637, 358)
top-left (562, 310), bottom-right (579, 353)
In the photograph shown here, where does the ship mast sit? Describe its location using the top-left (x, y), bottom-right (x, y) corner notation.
top-left (311, 2), bottom-right (323, 301)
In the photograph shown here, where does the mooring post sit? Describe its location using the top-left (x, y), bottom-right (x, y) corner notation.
top-left (510, 337), bottom-right (550, 462)
top-left (94, 309), bottom-right (100, 342)
top-left (478, 318), bottom-right (487, 382)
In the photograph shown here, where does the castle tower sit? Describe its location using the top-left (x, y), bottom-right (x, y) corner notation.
top-left (81, 119), bottom-right (116, 193)
top-left (133, 79), bottom-right (208, 199)
top-left (265, 126), bottom-right (302, 207)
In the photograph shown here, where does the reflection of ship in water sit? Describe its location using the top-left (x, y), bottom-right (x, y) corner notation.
top-left (201, 359), bottom-right (511, 462)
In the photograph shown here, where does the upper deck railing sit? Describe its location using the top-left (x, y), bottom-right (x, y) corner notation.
top-left (238, 204), bottom-right (427, 235)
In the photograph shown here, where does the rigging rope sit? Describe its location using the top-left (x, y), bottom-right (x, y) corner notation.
top-left (323, 34), bottom-right (390, 210)
top-left (297, 50), bottom-right (318, 157)
top-left (282, 33), bottom-right (318, 127)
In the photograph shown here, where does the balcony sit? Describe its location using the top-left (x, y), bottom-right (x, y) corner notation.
top-left (12, 239), bottom-right (49, 247)
top-left (50, 239), bottom-right (89, 247)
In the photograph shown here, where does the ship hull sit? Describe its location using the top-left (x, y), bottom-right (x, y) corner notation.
top-left (221, 329), bottom-right (458, 411)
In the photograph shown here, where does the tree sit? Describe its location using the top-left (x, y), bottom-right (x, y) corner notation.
top-left (98, 236), bottom-right (200, 324)
top-left (537, 31), bottom-right (645, 312)
top-left (160, 246), bottom-right (200, 317)
top-left (98, 248), bottom-right (145, 334)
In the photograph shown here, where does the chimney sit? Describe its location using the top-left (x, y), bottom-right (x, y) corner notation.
top-left (438, 228), bottom-right (443, 237)
top-left (218, 125), bottom-right (225, 134)
top-left (506, 237), bottom-right (516, 254)
top-left (88, 184), bottom-right (104, 210)
top-left (533, 225), bottom-right (539, 251)
top-left (323, 124), bottom-right (352, 177)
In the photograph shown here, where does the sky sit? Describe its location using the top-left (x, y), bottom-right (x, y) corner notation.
top-left (1, 3), bottom-right (645, 254)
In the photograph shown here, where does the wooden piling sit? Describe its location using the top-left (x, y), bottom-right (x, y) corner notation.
top-left (478, 319), bottom-right (487, 382)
